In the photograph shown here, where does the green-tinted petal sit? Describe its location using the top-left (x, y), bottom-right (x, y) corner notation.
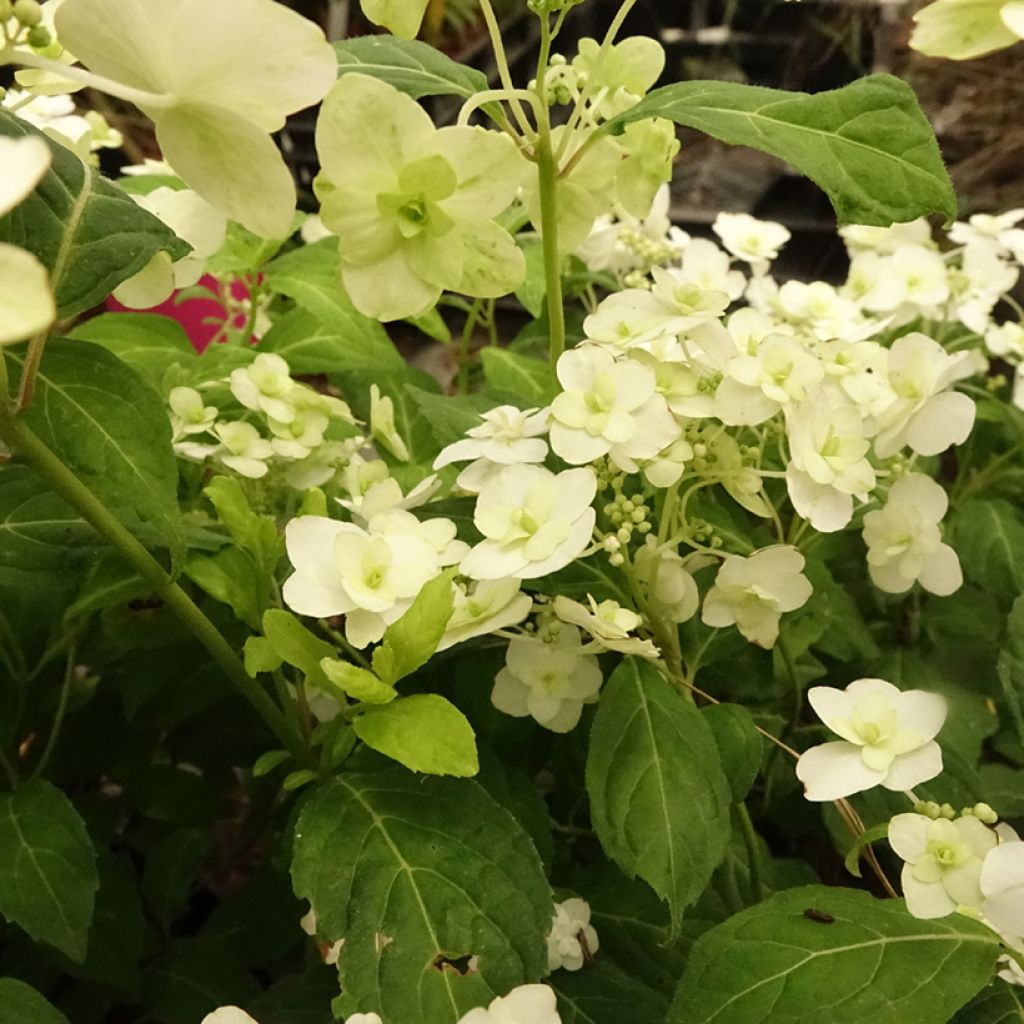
top-left (0, 244), bottom-right (56, 344)
top-left (429, 126), bottom-right (526, 220)
top-left (322, 189), bottom-right (402, 264)
top-left (361, 0), bottom-right (431, 39)
top-left (455, 221), bottom-right (526, 299)
top-left (341, 247), bottom-right (440, 321)
top-left (405, 233), bottom-right (465, 290)
top-left (911, 0), bottom-right (1018, 58)
top-left (155, 101), bottom-right (296, 239)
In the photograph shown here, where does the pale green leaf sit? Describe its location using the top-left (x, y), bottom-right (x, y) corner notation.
top-left (372, 570), bottom-right (455, 685)
top-left (603, 75), bottom-right (956, 226)
top-left (353, 694), bottom-right (479, 776)
top-left (586, 658), bottom-right (732, 933)
top-left (668, 886), bottom-right (1001, 1024)
top-left (320, 659), bottom-right (396, 705)
top-left (0, 779), bottom-right (99, 962)
top-left (291, 769), bottom-right (552, 1023)
top-left (0, 979), bottom-right (70, 1024)
top-left (334, 36), bottom-right (488, 99)
top-left (261, 609), bottom-right (335, 688)
top-left (0, 111), bottom-right (189, 318)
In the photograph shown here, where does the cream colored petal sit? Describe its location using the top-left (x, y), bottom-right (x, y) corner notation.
top-left (0, 244), bottom-right (56, 345)
top-left (0, 136), bottom-right (52, 217)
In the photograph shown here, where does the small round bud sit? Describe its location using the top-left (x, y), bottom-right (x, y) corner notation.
top-left (26, 23), bottom-right (50, 47)
top-left (915, 800), bottom-right (941, 819)
top-left (603, 536), bottom-right (621, 553)
top-left (637, 521), bottom-right (652, 534)
top-left (550, 53), bottom-right (567, 66)
top-left (973, 802), bottom-right (998, 825)
top-left (631, 507), bottom-right (647, 524)
top-left (13, 0), bottom-right (42, 25)
top-left (609, 552), bottom-right (625, 567)
top-left (0, 0), bottom-right (13, 19)
top-left (616, 527), bottom-right (631, 544)
top-left (939, 803), bottom-right (956, 820)
top-left (621, 500), bottom-right (635, 514)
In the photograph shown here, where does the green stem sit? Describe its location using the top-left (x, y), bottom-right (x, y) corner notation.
top-left (0, 357), bottom-right (309, 766)
top-left (737, 802), bottom-right (764, 903)
top-left (477, 0), bottom-right (534, 139)
top-left (458, 299), bottom-right (484, 395)
top-left (31, 636), bottom-right (78, 780)
top-left (16, 330), bottom-right (48, 411)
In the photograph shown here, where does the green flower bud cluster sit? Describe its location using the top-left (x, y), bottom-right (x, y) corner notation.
top-left (527, 0), bottom-right (587, 16)
top-left (601, 488), bottom-right (652, 566)
top-left (622, 270), bottom-right (652, 291)
top-left (1, 0), bottom-right (50, 48)
top-left (686, 516), bottom-right (723, 549)
top-left (914, 800), bottom-right (958, 820)
top-left (619, 227), bottom-right (676, 272)
top-left (960, 801), bottom-right (999, 824)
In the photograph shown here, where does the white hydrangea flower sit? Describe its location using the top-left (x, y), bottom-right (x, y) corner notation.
top-left (715, 334), bottom-right (824, 425)
top-left (862, 474), bottom-right (962, 596)
top-left (553, 595), bottom-right (658, 658)
top-left (201, 1010), bottom-right (258, 1024)
top-left (547, 897), bottom-right (599, 972)
top-left (339, 473), bottom-right (441, 524)
top-left (986, 321), bottom-right (1024, 363)
top-left (701, 546), bottom-right (812, 648)
top-left (858, 245), bottom-right (950, 316)
top-left (437, 578), bottom-right (533, 651)
top-left (712, 212), bottom-right (791, 265)
top-left (230, 353), bottom-right (299, 423)
top-left (346, 1015), bottom-right (384, 1024)
top-left (998, 950), bottom-right (1024, 988)
top-left (434, 405), bottom-right (549, 492)
top-left (840, 219), bottom-right (932, 254)
top-left (796, 678), bottom-right (947, 802)
top-left (213, 421), bottom-right (275, 479)
top-left (874, 333), bottom-right (976, 458)
top-left (282, 512), bottom-right (455, 648)
top-left (457, 984), bottom-right (561, 1024)
top-left (461, 465), bottom-right (596, 582)
top-left (550, 346), bottom-right (679, 470)
top-left (114, 187), bottom-right (227, 309)
top-left (370, 384), bottom-right (409, 462)
top-left (949, 209), bottom-right (1024, 256)
top-left (491, 625), bottom-right (602, 733)
top-left (980, 840), bottom-right (1024, 942)
top-left (675, 238), bottom-right (748, 300)
top-left (285, 439), bottom-right (360, 491)
top-left (888, 812), bottom-right (997, 919)
top-left (776, 281), bottom-right (868, 342)
top-left (642, 435), bottom-right (696, 488)
top-left (816, 338), bottom-right (893, 416)
top-left (635, 538), bottom-right (702, 624)
top-left (168, 386), bottom-right (217, 441)
top-left (953, 244), bottom-right (1020, 334)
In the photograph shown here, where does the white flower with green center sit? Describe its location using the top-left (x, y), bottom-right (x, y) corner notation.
top-left (911, 0), bottom-right (1024, 60)
top-left (437, 578), bottom-right (533, 652)
top-left (635, 538), bottom-right (702, 624)
top-left (889, 812), bottom-right (998, 919)
top-left (676, 238), bottom-right (747, 300)
top-left (547, 897), bottom-right (599, 972)
top-left (702, 546), bottom-right (812, 649)
top-left (874, 333), bottom-right (976, 458)
top-left (796, 678), bottom-right (947, 801)
top-left (715, 334), bottom-right (824, 426)
top-left (571, 35), bottom-right (665, 118)
top-left (230, 354), bottom-right (298, 424)
top-left (315, 74), bottom-right (526, 321)
top-left (859, 245), bottom-right (951, 315)
top-left (0, 134), bottom-right (55, 344)
top-left (267, 407), bottom-right (329, 460)
top-left (339, 474), bottom-right (442, 524)
top-left (51, 0), bottom-right (337, 237)
top-left (713, 212), bottom-right (791, 266)
top-left (862, 473), bottom-right (963, 596)
top-left (981, 841), bottom-right (1024, 942)
top-left (950, 209), bottom-right (1024, 256)
top-left (114, 187), bottom-right (227, 309)
top-left (491, 625), bottom-right (602, 733)
top-left (553, 594), bottom-right (658, 658)
top-left (359, 0), bottom-right (429, 39)
top-left (986, 321), bottom-right (1024, 362)
top-left (168, 386), bottom-right (217, 441)
top-left (550, 346), bottom-right (680, 470)
top-left (212, 421), bottom-right (275, 479)
top-left (283, 512), bottom-right (452, 648)
top-left (461, 464), bottom-right (597, 581)
top-left (458, 984), bottom-right (562, 1024)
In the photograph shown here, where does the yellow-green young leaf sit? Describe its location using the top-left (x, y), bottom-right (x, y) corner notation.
top-left (603, 75), bottom-right (956, 227)
top-left (0, 780), bottom-right (99, 962)
top-left (0, 111), bottom-right (189, 319)
top-left (586, 658), bottom-right (732, 934)
top-left (353, 694), bottom-right (479, 777)
top-left (291, 770), bottom-right (552, 1024)
top-left (668, 886), bottom-right (1001, 1024)
top-left (244, 636), bottom-right (283, 677)
top-left (5, 339), bottom-right (185, 559)
top-left (261, 609), bottom-right (335, 687)
top-left (320, 658), bottom-right (396, 705)
top-left (372, 571), bottom-right (455, 685)
top-left (0, 979), bottom-right (70, 1024)
top-left (204, 476), bottom-right (281, 569)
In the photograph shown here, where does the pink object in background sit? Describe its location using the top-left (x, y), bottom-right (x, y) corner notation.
top-left (105, 275), bottom-right (255, 353)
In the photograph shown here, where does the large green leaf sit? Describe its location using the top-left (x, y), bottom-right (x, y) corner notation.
top-left (480, 349), bottom-right (557, 407)
top-left (553, 958), bottom-right (669, 1024)
top-left (0, 111), bottom-right (188, 318)
top-left (6, 339), bottom-right (184, 556)
top-left (0, 979), bottom-right (70, 1024)
top-left (586, 658), bottom-right (732, 932)
top-left (334, 35), bottom-right (488, 99)
top-left (292, 770), bottom-right (552, 1024)
top-left (603, 75), bottom-right (956, 226)
top-left (260, 241), bottom-right (402, 375)
top-left (953, 984), bottom-right (1024, 1023)
top-left (668, 886), bottom-right (1001, 1024)
top-left (956, 499), bottom-right (1024, 607)
top-left (0, 779), bottom-right (99, 962)
top-left (998, 596), bottom-right (1024, 751)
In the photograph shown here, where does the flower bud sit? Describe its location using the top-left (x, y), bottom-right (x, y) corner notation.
top-left (915, 800), bottom-right (942, 819)
top-left (938, 803), bottom-right (956, 820)
top-left (0, 0), bottom-right (13, 19)
top-left (26, 23), bottom-right (50, 47)
top-left (973, 802), bottom-right (998, 825)
top-left (13, 0), bottom-right (42, 26)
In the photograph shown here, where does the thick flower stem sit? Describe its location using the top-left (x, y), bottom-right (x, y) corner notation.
top-left (0, 357), bottom-right (309, 767)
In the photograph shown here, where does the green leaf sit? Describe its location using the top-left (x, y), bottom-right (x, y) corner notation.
top-left (320, 658), bottom-right (396, 704)
top-left (184, 548), bottom-right (262, 628)
top-left (6, 339), bottom-right (185, 558)
top-left (541, 556), bottom-right (632, 605)
top-left (405, 385), bottom-right (495, 448)
top-left (0, 779), bottom-right (99, 962)
top-left (372, 571), bottom-right (456, 685)
top-left (0, 111), bottom-right (189, 318)
top-left (953, 984), bottom-right (1024, 1023)
top-left (480, 348), bottom-right (557, 407)
top-left (957, 499), bottom-right (1024, 607)
top-left (260, 241), bottom-right (403, 375)
top-left (998, 596), bottom-right (1024, 751)
top-left (203, 476), bottom-right (281, 569)
top-left (353, 694), bottom-right (479, 777)
top-left (667, 886), bottom-right (1001, 1024)
top-left (842, 822), bottom-right (890, 879)
top-left (586, 658), bottom-right (732, 933)
top-left (68, 313), bottom-right (198, 392)
top-left (334, 35), bottom-right (488, 99)
top-left (553, 958), bottom-right (669, 1024)
top-left (0, 979), bottom-right (70, 1024)
top-left (141, 828), bottom-right (210, 929)
top-left (603, 75), bottom-right (956, 226)
top-left (702, 703), bottom-right (763, 804)
top-left (292, 770), bottom-right (553, 1024)
top-left (261, 609), bottom-right (336, 688)
top-left (515, 240), bottom-right (547, 319)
